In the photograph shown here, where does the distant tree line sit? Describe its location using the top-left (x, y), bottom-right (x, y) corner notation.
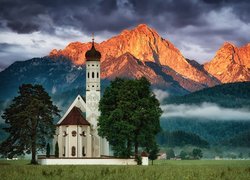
top-left (224, 130), bottom-right (250, 147)
top-left (157, 130), bottom-right (209, 148)
top-left (166, 148), bottom-right (203, 160)
top-left (160, 118), bottom-right (250, 146)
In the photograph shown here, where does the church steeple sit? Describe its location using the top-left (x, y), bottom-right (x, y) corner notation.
top-left (85, 33), bottom-right (101, 61)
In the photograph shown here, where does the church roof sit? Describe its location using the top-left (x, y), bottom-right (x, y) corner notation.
top-left (85, 35), bottom-right (101, 61)
top-left (58, 106), bottom-right (90, 126)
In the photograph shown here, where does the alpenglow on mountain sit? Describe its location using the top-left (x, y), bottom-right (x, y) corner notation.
top-left (50, 24), bottom-right (250, 91)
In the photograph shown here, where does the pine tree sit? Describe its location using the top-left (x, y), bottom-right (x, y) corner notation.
top-left (0, 84), bottom-right (60, 164)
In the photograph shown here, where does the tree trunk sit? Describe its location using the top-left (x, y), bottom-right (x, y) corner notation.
top-left (134, 141), bottom-right (138, 158)
top-left (31, 140), bottom-right (37, 164)
top-left (134, 131), bottom-right (139, 158)
top-left (31, 119), bottom-right (38, 164)
top-left (126, 141), bottom-right (131, 158)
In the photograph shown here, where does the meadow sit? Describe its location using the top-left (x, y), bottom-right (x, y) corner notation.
top-left (0, 159), bottom-right (250, 180)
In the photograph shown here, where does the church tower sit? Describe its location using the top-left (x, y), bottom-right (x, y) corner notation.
top-left (85, 34), bottom-right (101, 128)
top-left (85, 35), bottom-right (108, 157)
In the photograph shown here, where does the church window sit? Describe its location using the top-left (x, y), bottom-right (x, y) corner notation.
top-left (88, 72), bottom-right (89, 78)
top-left (97, 65), bottom-right (98, 67)
top-left (92, 85), bottom-right (94, 87)
top-left (92, 64), bottom-right (94, 66)
top-left (72, 131), bottom-right (77, 137)
top-left (92, 72), bottom-right (94, 78)
top-left (97, 72), bottom-right (99, 78)
top-left (71, 146), bottom-right (76, 156)
top-left (63, 146), bottom-right (65, 157)
top-left (82, 146), bottom-right (85, 156)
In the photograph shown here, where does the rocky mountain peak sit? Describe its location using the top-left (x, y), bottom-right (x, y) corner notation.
top-left (204, 42), bottom-right (250, 83)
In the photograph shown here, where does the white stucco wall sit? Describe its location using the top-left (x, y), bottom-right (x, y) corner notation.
top-left (38, 158), bottom-right (137, 165)
top-left (142, 157), bottom-right (149, 166)
top-left (56, 125), bottom-right (90, 158)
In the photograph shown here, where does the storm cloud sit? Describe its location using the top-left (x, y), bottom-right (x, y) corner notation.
top-left (0, 0), bottom-right (249, 68)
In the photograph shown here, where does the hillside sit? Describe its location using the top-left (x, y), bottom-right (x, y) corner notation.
top-left (165, 82), bottom-right (250, 108)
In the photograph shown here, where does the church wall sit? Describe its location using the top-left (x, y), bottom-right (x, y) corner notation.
top-left (38, 158), bottom-right (138, 165)
top-left (56, 125), bottom-right (90, 158)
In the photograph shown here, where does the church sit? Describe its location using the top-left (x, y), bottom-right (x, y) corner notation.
top-left (54, 37), bottom-right (109, 158)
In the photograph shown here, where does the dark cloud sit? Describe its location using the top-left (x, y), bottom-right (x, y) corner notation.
top-left (0, 0), bottom-right (249, 67)
top-left (0, 0), bottom-right (249, 34)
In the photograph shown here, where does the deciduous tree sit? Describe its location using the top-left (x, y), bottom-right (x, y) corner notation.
top-left (98, 77), bottom-right (162, 158)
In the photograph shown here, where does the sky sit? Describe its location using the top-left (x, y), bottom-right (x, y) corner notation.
top-left (0, 0), bottom-right (249, 70)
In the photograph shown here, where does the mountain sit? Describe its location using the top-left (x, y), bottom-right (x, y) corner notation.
top-left (204, 42), bottom-right (250, 83)
top-left (50, 24), bottom-right (220, 91)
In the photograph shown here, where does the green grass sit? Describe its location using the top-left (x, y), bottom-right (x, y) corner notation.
top-left (0, 160), bottom-right (250, 180)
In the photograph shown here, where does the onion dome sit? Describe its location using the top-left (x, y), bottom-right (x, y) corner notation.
top-left (85, 34), bottom-right (101, 61)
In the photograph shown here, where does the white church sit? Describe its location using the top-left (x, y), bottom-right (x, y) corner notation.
top-left (39, 37), bottom-right (147, 165)
top-left (54, 37), bottom-right (109, 158)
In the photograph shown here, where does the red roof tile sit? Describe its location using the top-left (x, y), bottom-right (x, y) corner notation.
top-left (59, 106), bottom-right (90, 126)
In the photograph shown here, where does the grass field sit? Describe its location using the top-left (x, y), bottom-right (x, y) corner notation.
top-left (0, 159), bottom-right (250, 180)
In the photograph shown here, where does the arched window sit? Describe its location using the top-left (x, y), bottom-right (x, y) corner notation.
top-left (88, 72), bottom-right (89, 78)
top-left (97, 72), bottom-right (99, 78)
top-left (82, 146), bottom-right (85, 156)
top-left (72, 146), bottom-right (76, 156)
top-left (92, 72), bottom-right (94, 78)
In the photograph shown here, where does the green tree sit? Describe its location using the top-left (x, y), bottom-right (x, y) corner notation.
top-left (46, 143), bottom-right (50, 158)
top-left (55, 141), bottom-right (59, 158)
top-left (166, 148), bottom-right (175, 159)
top-left (0, 84), bottom-right (60, 164)
top-left (192, 148), bottom-right (203, 159)
top-left (179, 150), bottom-right (188, 160)
top-left (148, 143), bottom-right (159, 165)
top-left (98, 77), bottom-right (162, 158)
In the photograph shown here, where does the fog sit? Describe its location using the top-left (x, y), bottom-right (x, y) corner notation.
top-left (161, 102), bottom-right (250, 121)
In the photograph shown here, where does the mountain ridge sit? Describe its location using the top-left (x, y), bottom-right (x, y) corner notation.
top-left (50, 24), bottom-right (250, 87)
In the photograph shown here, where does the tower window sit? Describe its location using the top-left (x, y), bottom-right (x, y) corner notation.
top-left (97, 72), bottom-right (99, 78)
top-left (92, 64), bottom-right (94, 66)
top-left (88, 72), bottom-right (89, 78)
top-left (97, 65), bottom-right (99, 67)
top-left (72, 146), bottom-right (76, 156)
top-left (92, 72), bottom-right (94, 78)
